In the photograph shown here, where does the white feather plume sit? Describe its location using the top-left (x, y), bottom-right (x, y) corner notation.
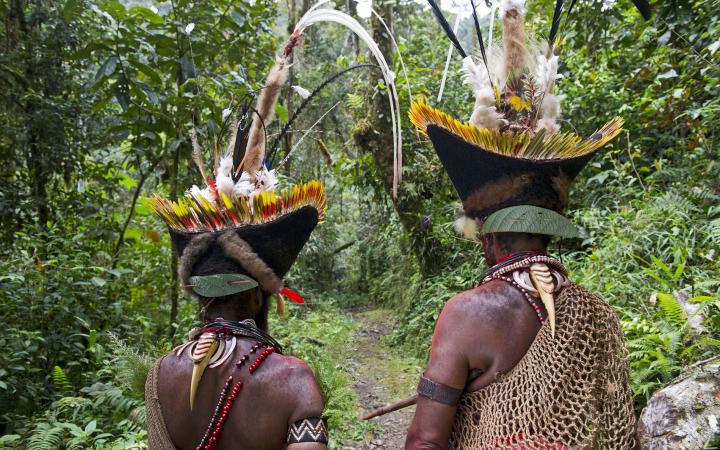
top-left (463, 57), bottom-right (504, 130)
top-left (454, 215), bottom-right (479, 241)
top-left (292, 85), bottom-right (311, 99)
top-left (216, 175), bottom-right (234, 197)
top-left (536, 54), bottom-right (560, 93)
top-left (189, 185), bottom-right (215, 203)
top-left (537, 93), bottom-right (563, 135)
top-left (295, 5), bottom-right (403, 198)
top-left (462, 57), bottom-right (490, 95)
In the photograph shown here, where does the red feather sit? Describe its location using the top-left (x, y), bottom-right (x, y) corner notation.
top-left (279, 287), bottom-right (305, 304)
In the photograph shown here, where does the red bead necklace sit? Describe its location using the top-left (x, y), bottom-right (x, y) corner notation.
top-left (195, 341), bottom-right (277, 450)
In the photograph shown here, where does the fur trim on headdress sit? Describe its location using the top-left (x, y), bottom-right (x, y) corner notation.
top-left (501, 0), bottom-right (528, 79)
top-left (238, 56), bottom-right (290, 179)
top-left (218, 232), bottom-right (283, 294)
top-left (499, 0), bottom-right (526, 17)
top-left (178, 233), bottom-right (215, 297)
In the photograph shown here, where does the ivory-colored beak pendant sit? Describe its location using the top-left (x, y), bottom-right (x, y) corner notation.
top-left (190, 333), bottom-right (219, 410)
top-left (529, 263), bottom-right (556, 338)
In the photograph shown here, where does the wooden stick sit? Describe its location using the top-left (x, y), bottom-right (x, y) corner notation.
top-left (363, 369), bottom-right (485, 420)
top-left (362, 395), bottom-right (417, 420)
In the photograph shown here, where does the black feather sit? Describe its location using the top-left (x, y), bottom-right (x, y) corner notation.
top-left (470, 0), bottom-right (492, 83)
top-left (426, 0), bottom-right (467, 58)
top-left (231, 104), bottom-right (251, 181)
top-left (267, 64), bottom-right (377, 167)
top-left (555, 0), bottom-right (578, 49)
top-left (548, 0), bottom-right (565, 49)
top-left (631, 0), bottom-right (652, 20)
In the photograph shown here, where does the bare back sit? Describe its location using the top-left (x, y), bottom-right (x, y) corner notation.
top-left (157, 338), bottom-right (324, 450)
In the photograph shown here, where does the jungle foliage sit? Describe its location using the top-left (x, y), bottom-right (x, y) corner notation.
top-left (0, 0), bottom-right (719, 447)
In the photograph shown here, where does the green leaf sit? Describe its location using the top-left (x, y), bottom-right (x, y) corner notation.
top-left (130, 60), bottom-right (163, 84)
top-left (87, 329), bottom-right (97, 350)
top-left (129, 6), bottom-right (164, 24)
top-left (481, 205), bottom-right (581, 239)
top-left (90, 277), bottom-right (107, 287)
top-left (113, 80), bottom-right (130, 111)
top-left (230, 10), bottom-right (245, 28)
top-left (123, 228), bottom-right (142, 241)
top-left (119, 173), bottom-right (137, 189)
top-left (85, 420), bottom-right (97, 434)
top-left (275, 103), bottom-right (288, 124)
top-left (179, 54), bottom-right (196, 80)
top-left (63, 0), bottom-right (83, 23)
top-left (188, 274), bottom-right (258, 297)
top-left (135, 81), bottom-right (160, 104)
top-left (100, 1), bottom-right (127, 20)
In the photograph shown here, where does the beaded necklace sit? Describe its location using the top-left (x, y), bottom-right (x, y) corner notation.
top-left (482, 250), bottom-right (546, 280)
top-left (480, 254), bottom-right (568, 324)
top-left (191, 318), bottom-right (283, 354)
top-left (195, 339), bottom-right (278, 450)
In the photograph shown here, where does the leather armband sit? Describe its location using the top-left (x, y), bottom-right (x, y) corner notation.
top-left (287, 416), bottom-right (328, 444)
top-left (417, 374), bottom-right (462, 406)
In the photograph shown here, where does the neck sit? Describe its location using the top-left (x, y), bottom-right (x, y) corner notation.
top-left (481, 233), bottom-right (548, 267)
top-left (203, 301), bottom-right (254, 323)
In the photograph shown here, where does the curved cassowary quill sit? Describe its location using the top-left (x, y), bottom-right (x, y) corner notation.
top-left (631, 0), bottom-right (652, 20)
top-left (548, 0), bottom-right (565, 50)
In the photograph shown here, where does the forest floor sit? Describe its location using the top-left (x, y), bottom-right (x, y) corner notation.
top-left (342, 306), bottom-right (422, 449)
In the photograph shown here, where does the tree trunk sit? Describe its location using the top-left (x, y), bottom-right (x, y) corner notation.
top-left (168, 145), bottom-right (180, 338)
top-left (352, 0), bottom-right (445, 277)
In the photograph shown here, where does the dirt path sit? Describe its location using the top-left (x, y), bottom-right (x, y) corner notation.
top-left (343, 307), bottom-right (421, 449)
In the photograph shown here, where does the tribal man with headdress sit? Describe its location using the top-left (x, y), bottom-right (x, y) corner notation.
top-left (401, 0), bottom-right (651, 448)
top-left (144, 4), bottom-right (402, 449)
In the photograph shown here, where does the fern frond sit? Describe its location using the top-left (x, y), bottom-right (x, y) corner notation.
top-left (51, 366), bottom-right (73, 393)
top-left (656, 292), bottom-right (688, 330)
top-left (28, 422), bottom-right (64, 450)
top-left (700, 337), bottom-right (720, 349)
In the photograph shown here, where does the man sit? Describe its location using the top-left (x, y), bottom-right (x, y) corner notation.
top-left (143, 25), bottom-right (328, 450)
top-left (144, 3), bottom-right (403, 447)
top-left (404, 0), bottom-right (648, 448)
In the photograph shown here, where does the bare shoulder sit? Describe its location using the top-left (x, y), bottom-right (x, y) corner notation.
top-left (262, 354), bottom-right (324, 421)
top-left (265, 354), bottom-right (318, 384)
top-left (438, 279), bottom-right (525, 333)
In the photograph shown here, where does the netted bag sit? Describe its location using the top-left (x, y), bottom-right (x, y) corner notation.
top-left (449, 283), bottom-right (636, 450)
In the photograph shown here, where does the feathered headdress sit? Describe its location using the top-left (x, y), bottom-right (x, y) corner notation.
top-left (413, 0), bottom-right (652, 240)
top-left (151, 1), bottom-right (402, 303)
top-left (415, 0), bottom-right (650, 338)
top-left (150, 1), bottom-right (404, 410)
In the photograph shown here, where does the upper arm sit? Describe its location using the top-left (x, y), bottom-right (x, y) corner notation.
top-left (406, 295), bottom-right (478, 449)
top-left (286, 360), bottom-right (327, 450)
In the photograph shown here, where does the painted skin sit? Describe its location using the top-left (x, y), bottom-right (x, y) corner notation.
top-left (405, 233), bottom-right (548, 450)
